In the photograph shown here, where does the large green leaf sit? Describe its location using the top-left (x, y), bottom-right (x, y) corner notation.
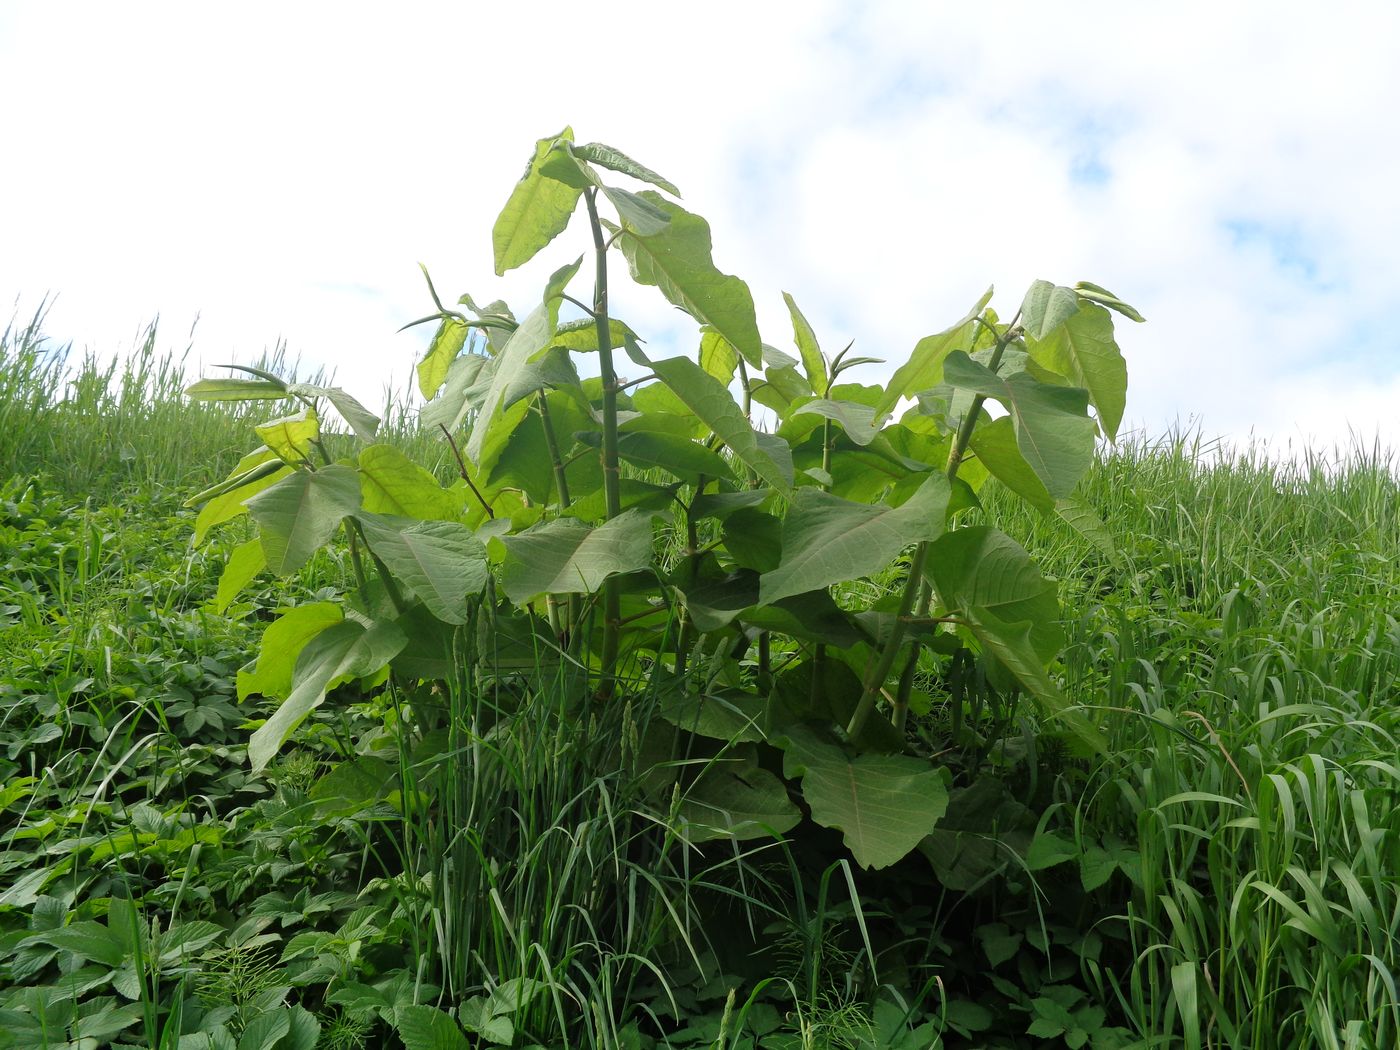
top-left (1054, 496), bottom-right (1121, 566)
top-left (759, 472), bottom-right (950, 605)
top-left (185, 377), bottom-right (288, 401)
top-left (924, 527), bottom-right (1104, 751)
top-left (783, 292), bottom-right (827, 395)
top-left (465, 259), bottom-right (579, 464)
top-left (691, 488), bottom-right (771, 521)
top-left (781, 725), bottom-right (948, 870)
top-left (1074, 280), bottom-right (1145, 324)
top-left (534, 140), bottom-right (673, 234)
top-left (962, 605), bottom-right (1106, 754)
top-left (600, 184), bottom-right (672, 235)
top-left (678, 766), bottom-right (800, 843)
top-left (923, 526), bottom-right (1062, 660)
top-left (547, 317), bottom-right (635, 354)
top-left (25, 920), bottom-right (127, 968)
top-left (419, 352), bottom-right (490, 435)
top-left (577, 429), bottom-right (732, 485)
top-left (249, 617), bottom-right (407, 772)
top-left (237, 1009), bottom-right (291, 1050)
top-left (674, 570), bottom-right (759, 633)
top-left (1025, 301), bottom-right (1128, 439)
top-left (355, 512), bottom-right (487, 624)
top-left (699, 327), bottom-right (739, 386)
top-left (659, 687), bottom-right (766, 742)
top-left (645, 351), bottom-right (792, 492)
top-left (478, 388), bottom-right (602, 504)
top-left (616, 193), bottom-right (762, 365)
top-left (186, 445), bottom-right (279, 507)
top-left (943, 351), bottom-right (1095, 499)
top-left (255, 405), bottom-right (318, 465)
top-left (918, 776), bottom-right (1035, 891)
top-left (743, 590), bottom-right (864, 649)
top-left (213, 537), bottom-right (266, 613)
top-left (416, 317), bottom-right (469, 400)
top-left (236, 602), bottom-right (343, 701)
top-left (492, 127), bottom-right (583, 275)
top-left (791, 399), bottom-right (881, 446)
top-left (573, 141), bottom-right (681, 196)
top-left (246, 464), bottom-right (362, 575)
top-left (394, 1005), bottom-right (469, 1050)
top-left (283, 1008), bottom-right (321, 1050)
top-left (721, 508), bottom-right (783, 573)
top-left (498, 346), bottom-right (582, 411)
top-left (1019, 280), bottom-right (1081, 340)
top-left (766, 657), bottom-right (869, 733)
top-left (498, 508), bottom-right (655, 604)
top-left (357, 445), bottom-right (463, 520)
top-left (287, 383), bottom-right (380, 442)
top-left (968, 415), bottom-right (1054, 513)
top-left (876, 288), bottom-right (991, 417)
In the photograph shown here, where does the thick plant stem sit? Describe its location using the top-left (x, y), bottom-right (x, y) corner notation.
top-left (538, 391), bottom-right (579, 639)
top-left (347, 518), bottom-right (407, 615)
top-left (821, 418), bottom-right (833, 485)
top-left (586, 189), bottom-right (622, 696)
top-left (346, 528), bottom-right (372, 602)
top-left (538, 392), bottom-right (572, 509)
top-left (848, 542), bottom-right (929, 738)
top-left (736, 357), bottom-right (754, 419)
top-left (847, 312), bottom-right (1021, 739)
top-left (892, 580), bottom-right (932, 732)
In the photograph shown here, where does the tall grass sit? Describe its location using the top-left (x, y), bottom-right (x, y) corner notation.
top-left (0, 305), bottom-right (447, 502)
top-left (986, 431), bottom-right (1400, 1049)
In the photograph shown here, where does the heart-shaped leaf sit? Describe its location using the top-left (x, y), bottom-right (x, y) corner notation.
top-left (781, 726), bottom-right (948, 870)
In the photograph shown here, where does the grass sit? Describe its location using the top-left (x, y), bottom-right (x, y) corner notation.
top-left (988, 431), bottom-right (1400, 1048)
top-left (1, 316), bottom-right (1397, 1048)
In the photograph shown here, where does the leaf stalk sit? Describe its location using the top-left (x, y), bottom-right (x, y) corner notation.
top-left (586, 188), bottom-right (623, 696)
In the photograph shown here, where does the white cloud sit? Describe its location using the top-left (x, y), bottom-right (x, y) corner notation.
top-left (2, 0), bottom-right (1397, 453)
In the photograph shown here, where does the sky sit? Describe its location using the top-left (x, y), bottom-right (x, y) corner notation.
top-left (3, 2), bottom-right (1399, 455)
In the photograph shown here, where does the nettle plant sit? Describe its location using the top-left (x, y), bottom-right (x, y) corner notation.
top-left (187, 127), bottom-right (1142, 872)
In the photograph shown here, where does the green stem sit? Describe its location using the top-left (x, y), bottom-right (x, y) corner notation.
top-left (846, 311), bottom-right (1021, 739)
top-left (348, 518), bottom-right (407, 615)
top-left (673, 476), bottom-right (706, 682)
top-left (736, 357), bottom-right (753, 419)
top-left (674, 608), bottom-right (691, 679)
top-left (949, 648), bottom-right (966, 745)
top-left (757, 631), bottom-right (772, 694)
top-left (537, 391), bottom-right (571, 509)
top-left (346, 528), bottom-right (371, 601)
top-left (536, 389), bottom-right (579, 639)
top-left (586, 188), bottom-right (622, 696)
top-left (821, 417), bottom-right (833, 486)
top-left (892, 580), bottom-right (931, 733)
top-left (438, 423), bottom-right (495, 519)
top-left (847, 541), bottom-right (928, 738)
top-left (686, 475), bottom-right (703, 556)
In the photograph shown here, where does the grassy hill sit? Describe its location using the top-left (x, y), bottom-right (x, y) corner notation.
top-left (2, 318), bottom-right (1397, 1049)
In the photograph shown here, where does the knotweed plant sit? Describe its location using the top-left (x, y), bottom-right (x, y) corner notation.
top-left (185, 127), bottom-right (1140, 1043)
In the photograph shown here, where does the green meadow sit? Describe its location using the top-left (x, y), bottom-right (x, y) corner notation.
top-left (3, 309), bottom-right (1395, 1050)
